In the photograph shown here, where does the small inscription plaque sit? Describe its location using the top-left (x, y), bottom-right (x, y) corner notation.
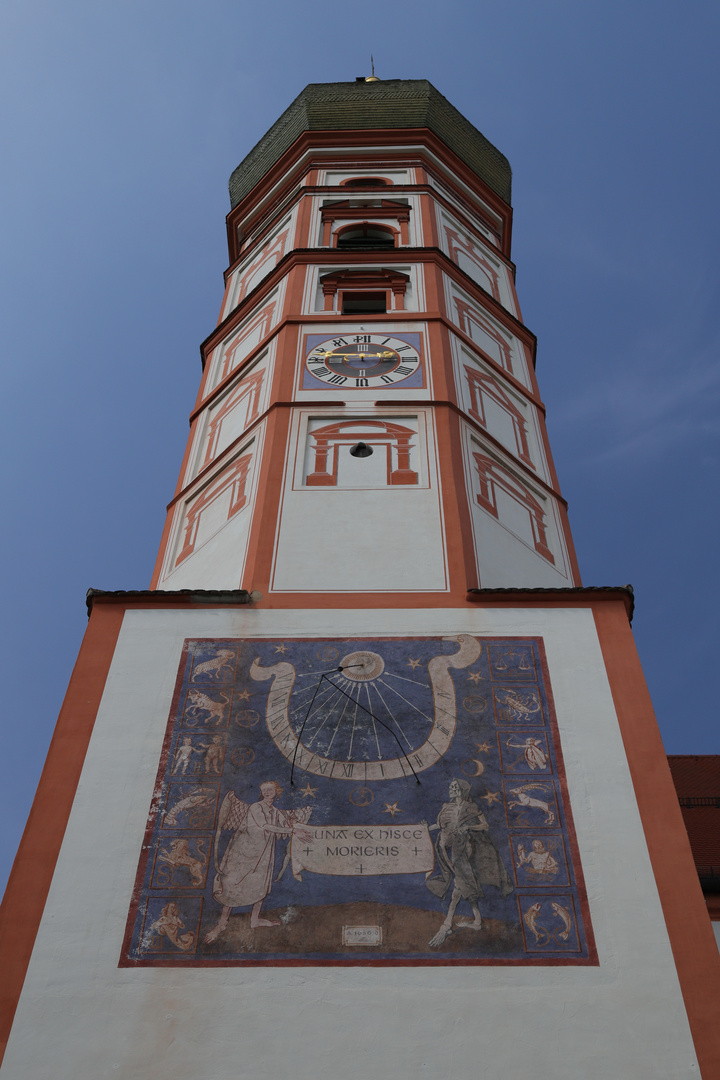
top-left (343, 925), bottom-right (382, 946)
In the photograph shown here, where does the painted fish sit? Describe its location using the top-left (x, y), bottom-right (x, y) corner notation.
top-left (551, 901), bottom-right (572, 940)
top-left (523, 901), bottom-right (545, 942)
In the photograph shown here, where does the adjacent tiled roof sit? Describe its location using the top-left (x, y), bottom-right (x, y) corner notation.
top-left (668, 755), bottom-right (720, 879)
top-left (668, 755), bottom-right (720, 798)
top-left (466, 585), bottom-right (635, 621)
top-left (228, 80), bottom-right (512, 209)
top-left (85, 588), bottom-right (254, 614)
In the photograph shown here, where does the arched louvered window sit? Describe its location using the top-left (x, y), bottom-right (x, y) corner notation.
top-left (335, 224), bottom-right (396, 251)
top-left (341, 177), bottom-right (391, 188)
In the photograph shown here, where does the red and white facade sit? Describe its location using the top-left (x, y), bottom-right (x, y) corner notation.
top-left (151, 132), bottom-right (578, 599)
top-left (1, 81), bottom-right (719, 1080)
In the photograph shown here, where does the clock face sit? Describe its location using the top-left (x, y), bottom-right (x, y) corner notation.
top-left (304, 333), bottom-right (421, 388)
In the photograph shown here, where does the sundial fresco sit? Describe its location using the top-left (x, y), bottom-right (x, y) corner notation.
top-left (121, 636), bottom-right (596, 966)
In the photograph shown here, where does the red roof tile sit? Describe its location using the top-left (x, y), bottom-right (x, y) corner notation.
top-left (667, 755), bottom-right (720, 798)
top-left (668, 756), bottom-right (720, 876)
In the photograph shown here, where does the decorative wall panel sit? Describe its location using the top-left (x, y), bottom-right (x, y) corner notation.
top-left (122, 635), bottom-right (596, 966)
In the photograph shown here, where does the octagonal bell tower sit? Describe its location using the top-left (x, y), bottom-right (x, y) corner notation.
top-left (151, 79), bottom-right (579, 600)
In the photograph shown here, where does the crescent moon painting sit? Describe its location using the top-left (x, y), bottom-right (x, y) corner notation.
top-left (461, 758), bottom-right (486, 777)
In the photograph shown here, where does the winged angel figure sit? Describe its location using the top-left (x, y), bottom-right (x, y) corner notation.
top-left (203, 781), bottom-right (312, 943)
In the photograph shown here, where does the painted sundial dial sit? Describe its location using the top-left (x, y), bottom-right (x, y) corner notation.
top-left (250, 634), bottom-right (482, 781)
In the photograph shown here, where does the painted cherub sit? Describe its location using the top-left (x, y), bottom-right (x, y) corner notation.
top-left (172, 736), bottom-right (202, 775)
top-left (197, 734), bottom-right (224, 774)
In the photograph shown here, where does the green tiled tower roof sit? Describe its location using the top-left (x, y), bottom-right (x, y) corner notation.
top-left (229, 80), bottom-right (512, 208)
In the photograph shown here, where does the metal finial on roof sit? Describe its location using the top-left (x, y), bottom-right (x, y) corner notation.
top-left (365, 55), bottom-right (379, 82)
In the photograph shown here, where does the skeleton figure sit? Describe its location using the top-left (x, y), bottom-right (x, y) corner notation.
top-left (424, 778), bottom-right (513, 948)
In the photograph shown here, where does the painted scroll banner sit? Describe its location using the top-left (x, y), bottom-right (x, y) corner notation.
top-left (292, 824), bottom-right (434, 878)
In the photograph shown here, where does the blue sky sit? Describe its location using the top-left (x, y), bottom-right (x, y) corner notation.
top-left (1, 0), bottom-right (719, 895)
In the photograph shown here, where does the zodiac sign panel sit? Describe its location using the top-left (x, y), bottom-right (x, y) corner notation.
top-left (121, 635), bottom-right (596, 966)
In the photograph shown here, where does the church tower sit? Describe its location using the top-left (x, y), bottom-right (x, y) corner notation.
top-left (1, 79), bottom-right (719, 1079)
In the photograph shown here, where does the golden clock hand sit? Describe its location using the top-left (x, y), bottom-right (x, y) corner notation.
top-left (325, 350), bottom-right (396, 361)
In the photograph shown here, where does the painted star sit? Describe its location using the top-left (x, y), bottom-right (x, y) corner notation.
top-left (407, 658), bottom-right (422, 670)
top-left (468, 671), bottom-right (485, 684)
top-left (298, 782), bottom-right (318, 799)
top-left (382, 802), bottom-right (401, 818)
top-left (481, 790), bottom-right (501, 805)
top-left (236, 689), bottom-right (251, 701)
top-left (273, 643), bottom-right (288, 654)
top-left (475, 741), bottom-right (491, 754)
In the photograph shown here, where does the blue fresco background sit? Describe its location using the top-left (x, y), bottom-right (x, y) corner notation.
top-left (124, 636), bottom-right (593, 962)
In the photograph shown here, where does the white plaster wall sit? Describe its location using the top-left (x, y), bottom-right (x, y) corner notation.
top-left (462, 426), bottom-right (572, 588)
top-left (438, 209), bottom-right (516, 314)
top-left (158, 426), bottom-right (266, 590)
top-left (425, 171), bottom-right (501, 247)
top-left (445, 279), bottom-right (530, 389)
top-left (450, 333), bottom-right (551, 483)
top-left (207, 284), bottom-right (284, 394)
top-left (0, 606), bottom-right (699, 1079)
top-left (185, 350), bottom-right (273, 484)
top-left (271, 411), bottom-right (447, 593)
top-left (223, 211), bottom-right (297, 319)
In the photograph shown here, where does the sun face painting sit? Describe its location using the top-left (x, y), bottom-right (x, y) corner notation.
top-left (121, 635), bottom-right (596, 966)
